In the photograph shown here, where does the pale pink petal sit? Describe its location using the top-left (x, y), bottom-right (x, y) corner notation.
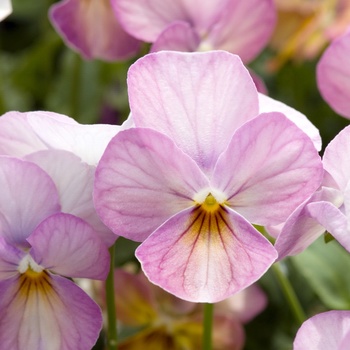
top-left (150, 21), bottom-right (200, 53)
top-left (26, 112), bottom-right (120, 166)
top-left (207, 0), bottom-right (276, 62)
top-left (0, 0), bottom-right (11, 21)
top-left (317, 29), bottom-right (350, 119)
top-left (28, 213), bottom-right (109, 280)
top-left (218, 284), bottom-right (267, 323)
top-left (128, 51), bottom-right (259, 173)
top-left (94, 128), bottom-right (209, 242)
top-left (275, 187), bottom-right (341, 259)
top-left (25, 150), bottom-right (116, 246)
top-left (0, 274), bottom-right (102, 350)
top-left (294, 310), bottom-right (350, 350)
top-left (213, 113), bottom-right (323, 226)
top-left (50, 0), bottom-right (140, 61)
top-left (258, 93), bottom-right (322, 151)
top-left (0, 238), bottom-right (24, 279)
top-left (322, 125), bottom-right (350, 191)
top-left (0, 157), bottom-right (60, 248)
top-left (136, 206), bottom-right (277, 303)
top-left (307, 202), bottom-right (350, 252)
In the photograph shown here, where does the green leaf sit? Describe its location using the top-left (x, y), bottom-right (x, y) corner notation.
top-left (292, 237), bottom-right (350, 309)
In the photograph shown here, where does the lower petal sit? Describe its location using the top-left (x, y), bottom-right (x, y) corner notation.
top-left (136, 206), bottom-right (277, 303)
top-left (0, 274), bottom-right (103, 350)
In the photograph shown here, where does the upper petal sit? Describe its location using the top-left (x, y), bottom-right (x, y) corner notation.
top-left (294, 310), bottom-right (350, 350)
top-left (128, 51), bottom-right (259, 174)
top-left (0, 157), bottom-right (60, 248)
top-left (49, 0), bottom-right (140, 61)
top-left (0, 274), bottom-right (103, 350)
top-left (212, 112), bottom-right (323, 226)
top-left (136, 206), bottom-right (277, 302)
top-left (94, 128), bottom-right (209, 242)
top-left (206, 0), bottom-right (276, 62)
top-left (317, 29), bottom-right (350, 119)
top-left (28, 213), bottom-right (109, 280)
top-left (258, 92), bottom-right (322, 151)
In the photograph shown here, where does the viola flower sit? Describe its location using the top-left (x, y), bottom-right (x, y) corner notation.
top-left (112, 0), bottom-right (276, 63)
top-left (293, 310), bottom-right (350, 350)
top-left (0, 156), bottom-right (109, 349)
top-left (103, 268), bottom-right (266, 349)
top-left (94, 51), bottom-right (323, 302)
top-left (0, 111), bottom-right (125, 246)
top-left (49, 0), bottom-right (141, 61)
top-left (275, 125), bottom-right (350, 258)
top-left (0, 0), bottom-right (11, 21)
top-left (317, 28), bottom-right (350, 119)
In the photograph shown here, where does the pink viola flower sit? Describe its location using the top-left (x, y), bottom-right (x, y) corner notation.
top-left (112, 0), bottom-right (276, 63)
top-left (317, 28), bottom-right (350, 119)
top-left (49, 0), bottom-right (141, 61)
top-left (275, 125), bottom-right (350, 259)
top-left (293, 310), bottom-right (350, 350)
top-left (94, 51), bottom-right (323, 302)
top-left (0, 0), bottom-right (11, 21)
top-left (0, 156), bottom-right (109, 349)
top-left (0, 110), bottom-right (125, 246)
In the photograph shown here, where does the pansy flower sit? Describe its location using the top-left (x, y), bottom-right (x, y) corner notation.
top-left (0, 156), bottom-right (109, 349)
top-left (94, 51), bottom-right (323, 302)
top-left (49, 0), bottom-right (141, 61)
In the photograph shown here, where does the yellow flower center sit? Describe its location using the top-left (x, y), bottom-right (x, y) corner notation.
top-left (201, 193), bottom-right (220, 213)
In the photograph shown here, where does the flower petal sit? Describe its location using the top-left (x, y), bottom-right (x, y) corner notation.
top-left (213, 112), bottom-right (323, 226)
top-left (322, 125), bottom-right (350, 191)
top-left (0, 157), bottom-right (60, 248)
top-left (25, 150), bottom-right (116, 246)
top-left (207, 0), bottom-right (276, 62)
top-left (0, 237), bottom-right (24, 279)
top-left (128, 51), bottom-right (259, 173)
top-left (0, 274), bottom-right (103, 350)
top-left (28, 213), bottom-right (109, 280)
top-left (0, 0), bottom-right (11, 21)
top-left (317, 29), bottom-right (350, 119)
top-left (49, 0), bottom-right (140, 61)
top-left (26, 112), bottom-right (120, 166)
top-left (258, 92), bottom-right (322, 151)
top-left (294, 310), bottom-right (350, 350)
top-left (94, 128), bottom-right (209, 241)
top-left (136, 206), bottom-right (277, 303)
top-left (151, 21), bottom-right (200, 53)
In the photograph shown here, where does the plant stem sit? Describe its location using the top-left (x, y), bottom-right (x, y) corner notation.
top-left (106, 244), bottom-right (118, 350)
top-left (272, 262), bottom-right (306, 324)
top-left (202, 303), bottom-right (214, 350)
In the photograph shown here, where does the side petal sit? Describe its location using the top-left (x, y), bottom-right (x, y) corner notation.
top-left (150, 21), bottom-right (200, 53)
top-left (0, 0), bottom-right (11, 21)
top-left (322, 125), bottom-right (350, 191)
top-left (26, 111), bottom-right (120, 166)
top-left (0, 274), bottom-right (103, 350)
top-left (258, 92), bottom-right (322, 151)
top-left (0, 157), bottom-right (60, 248)
top-left (128, 51), bottom-right (259, 173)
top-left (94, 128), bottom-right (209, 241)
top-left (25, 150), bottom-right (116, 246)
top-left (0, 237), bottom-right (24, 279)
top-left (207, 0), bottom-right (276, 62)
top-left (213, 112), bottom-right (323, 226)
top-left (28, 213), bottom-right (109, 280)
top-left (294, 310), bottom-right (350, 350)
top-left (317, 29), bottom-right (350, 119)
top-left (49, 0), bottom-right (140, 61)
top-left (136, 206), bottom-right (277, 303)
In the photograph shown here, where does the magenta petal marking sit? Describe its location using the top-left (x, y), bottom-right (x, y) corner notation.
top-left (0, 274), bottom-right (103, 350)
top-left (136, 206), bottom-right (277, 303)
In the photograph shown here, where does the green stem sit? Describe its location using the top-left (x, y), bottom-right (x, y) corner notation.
top-left (106, 244), bottom-right (118, 350)
top-left (272, 262), bottom-right (306, 324)
top-left (202, 303), bottom-right (214, 350)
